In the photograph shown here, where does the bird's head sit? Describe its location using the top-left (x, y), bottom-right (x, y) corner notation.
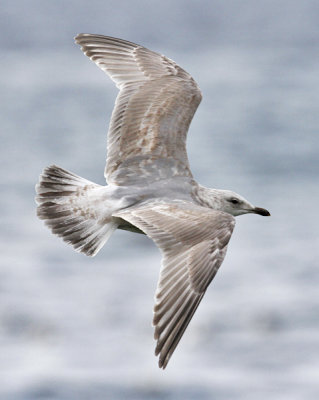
top-left (208, 189), bottom-right (271, 217)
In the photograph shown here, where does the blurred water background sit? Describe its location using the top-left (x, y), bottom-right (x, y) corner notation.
top-left (1, 0), bottom-right (319, 399)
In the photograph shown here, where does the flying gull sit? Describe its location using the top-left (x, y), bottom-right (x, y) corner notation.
top-left (36, 34), bottom-right (270, 369)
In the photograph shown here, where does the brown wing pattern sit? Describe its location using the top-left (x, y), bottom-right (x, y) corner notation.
top-left (75, 34), bottom-right (202, 185)
top-left (115, 202), bottom-right (235, 368)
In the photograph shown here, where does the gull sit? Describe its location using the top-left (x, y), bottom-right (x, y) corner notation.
top-left (36, 34), bottom-right (270, 369)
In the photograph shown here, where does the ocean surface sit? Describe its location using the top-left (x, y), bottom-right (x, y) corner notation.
top-left (1, 1), bottom-right (319, 399)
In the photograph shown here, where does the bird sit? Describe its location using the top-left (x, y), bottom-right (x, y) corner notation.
top-left (35, 34), bottom-right (270, 369)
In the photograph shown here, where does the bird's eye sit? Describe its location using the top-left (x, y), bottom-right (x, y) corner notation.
top-left (229, 198), bottom-right (239, 205)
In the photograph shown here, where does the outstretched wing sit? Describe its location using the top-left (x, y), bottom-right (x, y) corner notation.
top-left (75, 34), bottom-right (202, 185)
top-left (115, 202), bottom-right (235, 368)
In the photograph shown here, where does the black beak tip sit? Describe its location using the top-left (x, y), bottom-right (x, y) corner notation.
top-left (254, 207), bottom-right (271, 216)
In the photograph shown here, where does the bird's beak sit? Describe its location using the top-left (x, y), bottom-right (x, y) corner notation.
top-left (253, 207), bottom-right (271, 216)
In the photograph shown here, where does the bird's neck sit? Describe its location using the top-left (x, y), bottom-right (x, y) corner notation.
top-left (193, 184), bottom-right (224, 210)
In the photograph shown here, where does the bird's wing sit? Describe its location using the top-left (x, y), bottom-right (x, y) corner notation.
top-left (114, 201), bottom-right (235, 368)
top-left (75, 34), bottom-right (202, 185)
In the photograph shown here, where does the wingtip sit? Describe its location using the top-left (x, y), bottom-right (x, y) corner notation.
top-left (155, 343), bottom-right (170, 369)
top-left (158, 355), bottom-right (168, 369)
top-left (158, 358), bottom-right (164, 369)
top-left (74, 33), bottom-right (95, 45)
top-left (74, 33), bottom-right (86, 44)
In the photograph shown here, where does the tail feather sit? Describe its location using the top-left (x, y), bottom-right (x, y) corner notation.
top-left (36, 165), bottom-right (117, 256)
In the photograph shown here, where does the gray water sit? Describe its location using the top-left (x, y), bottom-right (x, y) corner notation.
top-left (1, 1), bottom-right (319, 399)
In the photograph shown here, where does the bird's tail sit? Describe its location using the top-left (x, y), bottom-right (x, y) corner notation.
top-left (35, 165), bottom-right (117, 256)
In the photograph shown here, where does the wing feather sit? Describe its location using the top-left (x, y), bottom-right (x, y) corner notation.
top-left (114, 201), bottom-right (235, 368)
top-left (75, 34), bottom-right (202, 185)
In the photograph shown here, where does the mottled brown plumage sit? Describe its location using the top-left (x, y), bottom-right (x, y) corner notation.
top-left (36, 34), bottom-right (270, 370)
top-left (75, 34), bottom-right (202, 185)
top-left (115, 202), bottom-right (235, 368)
